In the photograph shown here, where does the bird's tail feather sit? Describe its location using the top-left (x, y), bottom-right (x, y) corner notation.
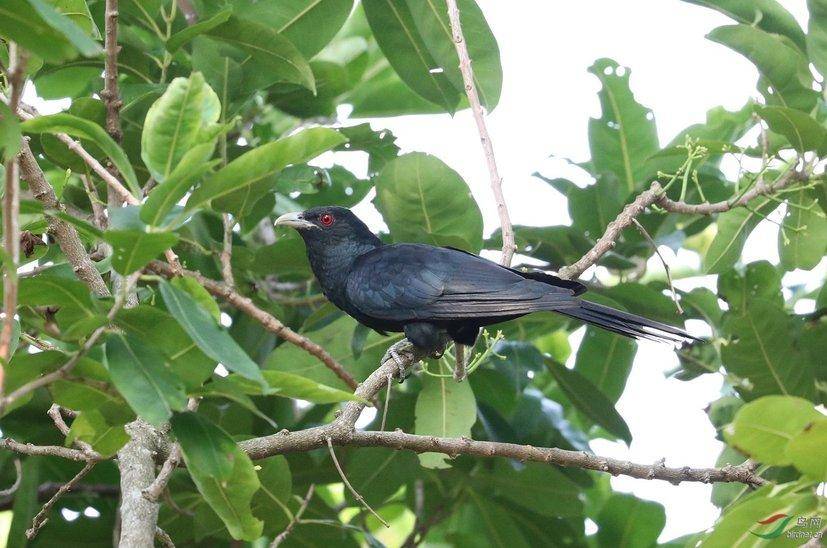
top-left (558, 300), bottom-right (699, 345)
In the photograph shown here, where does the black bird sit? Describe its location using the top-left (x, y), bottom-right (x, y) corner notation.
top-left (275, 206), bottom-right (697, 378)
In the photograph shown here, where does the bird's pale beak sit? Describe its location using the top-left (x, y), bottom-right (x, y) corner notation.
top-left (274, 211), bottom-right (316, 230)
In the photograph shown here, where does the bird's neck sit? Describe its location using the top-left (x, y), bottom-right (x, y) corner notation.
top-left (307, 239), bottom-right (380, 302)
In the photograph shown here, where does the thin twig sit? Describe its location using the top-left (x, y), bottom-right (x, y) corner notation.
top-left (221, 214), bottom-right (235, 288)
top-left (270, 484), bottom-right (315, 547)
top-left (102, 0), bottom-right (122, 143)
top-left (0, 43), bottom-right (28, 382)
top-left (380, 373), bottom-right (392, 432)
top-left (81, 174), bottom-right (107, 230)
top-left (0, 458), bottom-right (22, 496)
top-left (155, 527), bottom-right (176, 548)
top-left (143, 398), bottom-right (199, 502)
top-left (26, 461), bottom-right (97, 539)
top-left (631, 218), bottom-right (683, 314)
top-left (326, 437), bottom-right (389, 527)
top-left (445, 0), bottom-right (514, 267)
top-left (47, 404), bottom-right (98, 457)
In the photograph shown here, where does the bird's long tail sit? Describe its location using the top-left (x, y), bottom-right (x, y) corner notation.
top-left (557, 300), bottom-right (699, 345)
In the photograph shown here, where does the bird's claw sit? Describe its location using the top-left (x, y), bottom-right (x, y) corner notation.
top-left (382, 339), bottom-right (416, 383)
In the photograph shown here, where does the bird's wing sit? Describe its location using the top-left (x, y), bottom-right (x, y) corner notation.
top-left (345, 244), bottom-right (580, 321)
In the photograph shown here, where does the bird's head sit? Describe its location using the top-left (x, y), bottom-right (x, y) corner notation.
top-left (274, 206), bottom-right (381, 252)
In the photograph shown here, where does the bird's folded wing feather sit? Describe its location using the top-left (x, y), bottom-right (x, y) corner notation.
top-left (345, 244), bottom-right (579, 321)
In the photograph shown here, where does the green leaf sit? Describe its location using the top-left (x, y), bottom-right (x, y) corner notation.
top-left (262, 370), bottom-right (364, 403)
top-left (485, 461), bottom-right (584, 518)
top-left (596, 493), bottom-right (666, 548)
top-left (206, 16), bottom-right (315, 92)
top-left (362, 0), bottom-right (460, 112)
top-left (573, 327), bottom-right (636, 403)
top-left (721, 301), bottom-right (816, 400)
top-left (345, 448), bottom-right (419, 505)
top-left (104, 229), bottom-right (178, 275)
top-left (166, 7), bottom-right (233, 52)
top-left (141, 73), bottom-right (220, 183)
top-left (757, 106), bottom-right (827, 154)
top-left (545, 359), bottom-right (632, 444)
top-left (251, 456), bottom-right (292, 534)
top-left (708, 25), bottom-right (818, 112)
top-left (683, 0), bottom-right (806, 50)
top-left (452, 492), bottom-right (531, 548)
top-left (106, 333), bottom-right (187, 426)
top-left (588, 58), bottom-right (659, 195)
top-left (785, 416), bottom-right (827, 480)
top-left (174, 412), bottom-right (264, 541)
top-left (140, 143), bottom-right (218, 226)
top-left (406, 0), bottom-right (502, 110)
top-left (778, 188), bottom-right (827, 271)
top-left (0, 0), bottom-right (77, 62)
top-left (67, 407), bottom-right (132, 457)
top-left (704, 197), bottom-right (777, 274)
top-left (27, 0), bottom-right (103, 57)
top-left (17, 275), bottom-right (96, 314)
top-left (171, 276), bottom-right (221, 322)
top-left (186, 127), bottom-right (346, 214)
top-left (374, 152), bottom-right (484, 252)
top-left (702, 488), bottom-right (819, 547)
top-left (808, 0), bottom-right (827, 77)
top-left (159, 280), bottom-right (265, 385)
top-left (541, 174), bottom-right (625, 239)
top-left (232, 0), bottom-right (354, 58)
top-left (414, 373), bottom-right (476, 468)
top-left (718, 260), bottom-right (783, 313)
top-left (0, 102), bottom-right (21, 161)
top-left (171, 412), bottom-right (237, 480)
top-left (21, 113), bottom-right (140, 195)
top-left (724, 395), bottom-right (821, 464)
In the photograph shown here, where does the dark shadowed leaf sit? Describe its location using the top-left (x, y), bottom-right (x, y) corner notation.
top-left (345, 447), bottom-right (419, 505)
top-left (595, 493), bottom-right (665, 548)
top-left (485, 461), bottom-right (584, 517)
top-left (573, 327), bottom-right (637, 403)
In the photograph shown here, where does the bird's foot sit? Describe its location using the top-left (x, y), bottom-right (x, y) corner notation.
top-left (382, 339), bottom-right (416, 383)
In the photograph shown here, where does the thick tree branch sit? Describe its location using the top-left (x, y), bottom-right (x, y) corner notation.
top-left (445, 0), bottom-right (514, 267)
top-left (118, 420), bottom-right (162, 548)
top-left (148, 260), bottom-right (359, 390)
top-left (19, 140), bottom-right (110, 296)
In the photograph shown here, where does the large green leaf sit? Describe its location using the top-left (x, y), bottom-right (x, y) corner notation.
top-left (174, 412), bottom-right (264, 541)
top-left (717, 260), bottom-right (783, 313)
top-left (66, 407), bottom-right (132, 457)
top-left (206, 16), bottom-right (315, 92)
top-left (406, 0), bottom-right (502, 110)
top-left (166, 7), bottom-right (233, 52)
top-left (545, 359), bottom-right (632, 444)
top-left (251, 456), bottom-right (292, 534)
top-left (704, 197), bottom-right (777, 274)
top-left (104, 229), bottom-right (179, 275)
top-left (17, 275), bottom-right (97, 314)
top-left (0, 0), bottom-right (101, 62)
top-left (683, 0), bottom-right (806, 50)
top-left (542, 175), bottom-right (624, 240)
top-left (21, 113), bottom-right (140, 195)
top-left (808, 0), bottom-right (827, 77)
top-left (140, 143), bottom-right (219, 226)
top-left (785, 416), bottom-right (827, 480)
top-left (362, 0), bottom-right (460, 112)
top-left (596, 493), bottom-right (666, 548)
top-left (140, 73), bottom-right (220, 183)
top-left (231, 0), bottom-right (354, 58)
top-left (374, 152), bottom-right (484, 252)
top-left (757, 106), bottom-right (827, 154)
top-left (778, 188), bottom-right (827, 271)
top-left (721, 301), bottom-right (816, 400)
top-left (106, 333), bottom-right (187, 426)
top-left (171, 412), bottom-right (237, 480)
top-left (708, 25), bottom-right (818, 112)
top-left (724, 395), bottom-right (821, 464)
top-left (573, 327), bottom-right (636, 403)
top-left (345, 447), bottom-right (419, 505)
top-left (587, 58), bottom-right (659, 195)
top-left (186, 127), bottom-right (346, 214)
top-left (159, 280), bottom-right (265, 385)
top-left (484, 461), bottom-right (584, 518)
top-left (451, 493), bottom-right (531, 548)
top-left (262, 370), bottom-right (363, 403)
top-left (414, 372), bottom-right (477, 468)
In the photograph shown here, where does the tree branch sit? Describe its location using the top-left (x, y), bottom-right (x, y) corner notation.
top-left (102, 0), bottom-right (122, 143)
top-left (221, 214), bottom-right (235, 288)
top-left (117, 420), bottom-right (162, 548)
top-left (270, 484), bottom-right (314, 547)
top-left (26, 461), bottom-right (97, 540)
top-left (147, 260), bottom-right (359, 390)
top-left (0, 438), bottom-right (91, 461)
top-left (1, 43), bottom-right (27, 379)
top-left (444, 0), bottom-right (514, 267)
top-left (18, 139), bottom-right (110, 296)
top-left (556, 168), bottom-right (804, 280)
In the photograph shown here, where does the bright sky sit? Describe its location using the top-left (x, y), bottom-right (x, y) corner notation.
top-left (24, 0), bottom-right (825, 541)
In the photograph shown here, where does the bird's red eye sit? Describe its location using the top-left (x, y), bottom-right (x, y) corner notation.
top-left (320, 213), bottom-right (334, 227)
